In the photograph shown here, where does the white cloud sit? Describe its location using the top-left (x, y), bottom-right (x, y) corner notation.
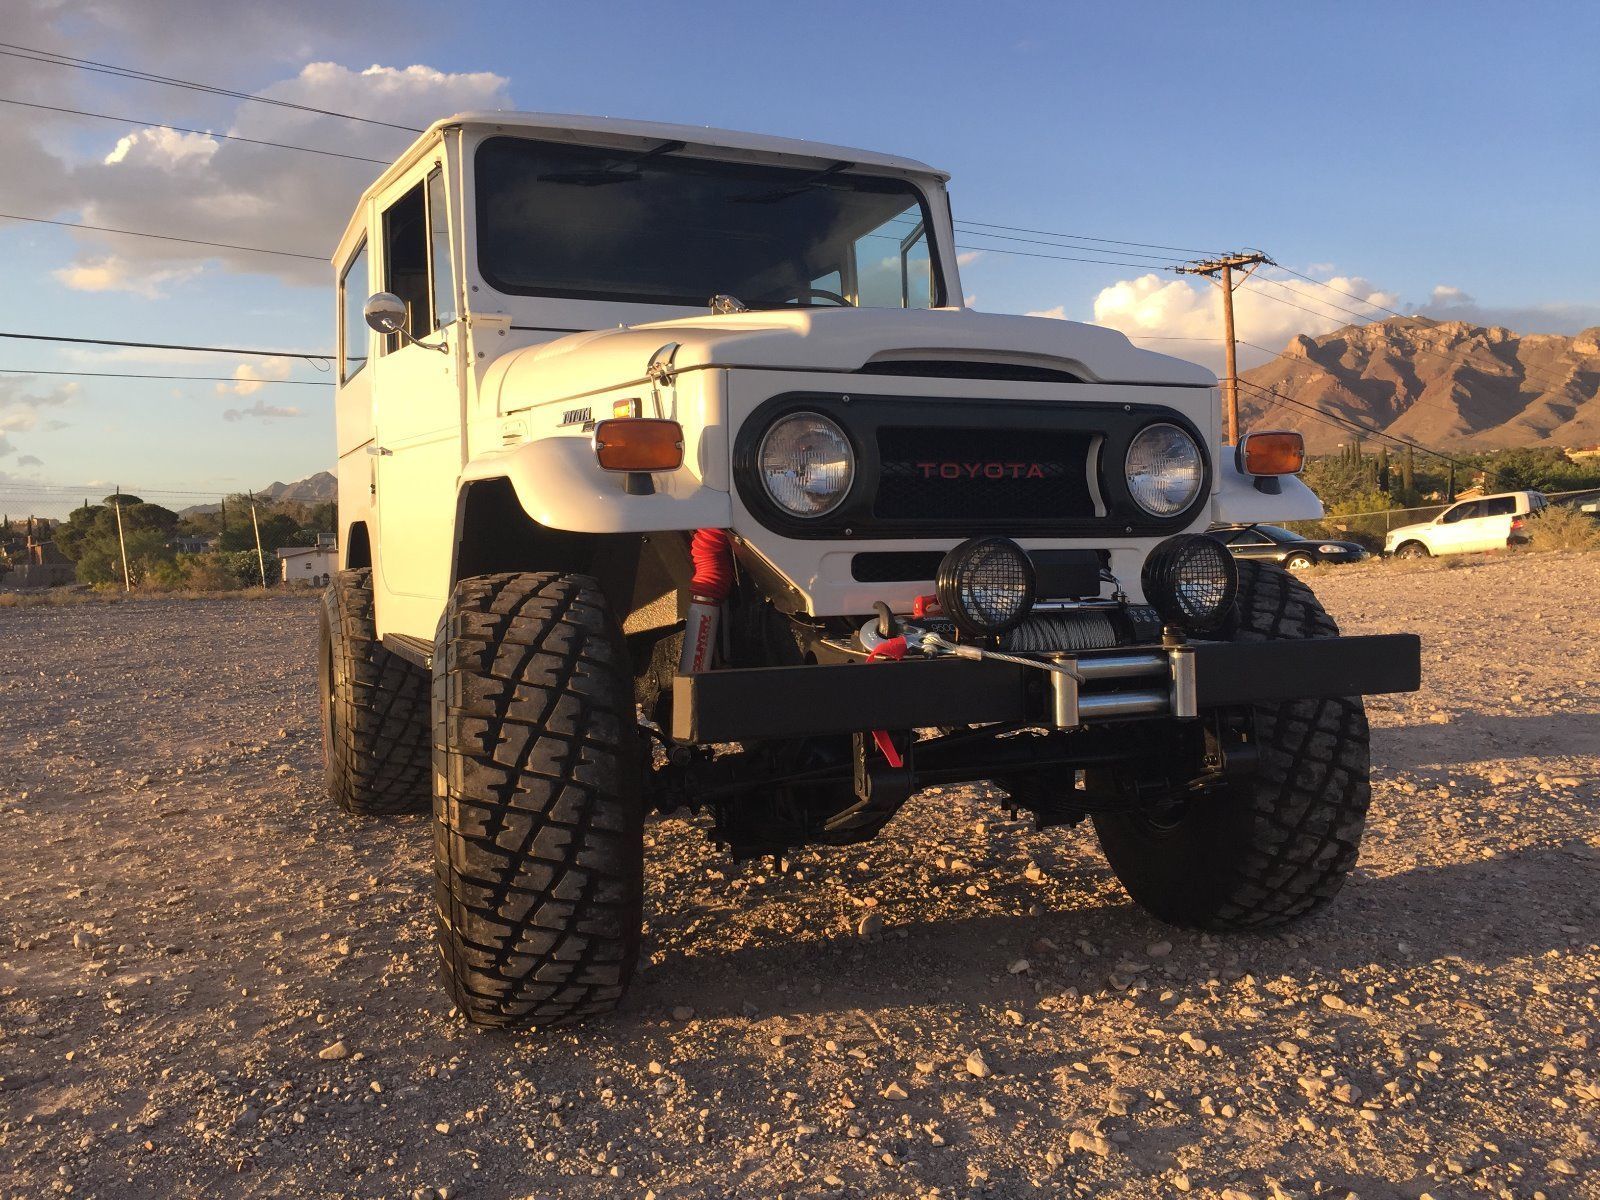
top-left (223, 398), bottom-right (303, 422)
top-left (54, 255), bottom-right (204, 298)
top-left (103, 127), bottom-right (219, 167)
top-left (1418, 285), bottom-right (1600, 335)
top-left (25, 57), bottom-right (508, 290)
top-left (1089, 270), bottom-right (1401, 370)
top-left (217, 358), bottom-right (295, 397)
top-left (1026, 305), bottom-right (1067, 320)
top-left (957, 250), bottom-right (984, 266)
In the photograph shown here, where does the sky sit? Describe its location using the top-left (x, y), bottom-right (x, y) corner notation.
top-left (2, 1), bottom-right (1597, 518)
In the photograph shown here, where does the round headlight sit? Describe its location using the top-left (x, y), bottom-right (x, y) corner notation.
top-left (1125, 423), bottom-right (1204, 517)
top-left (1141, 534), bottom-right (1237, 632)
top-left (757, 412), bottom-right (855, 517)
top-left (936, 537), bottom-right (1036, 637)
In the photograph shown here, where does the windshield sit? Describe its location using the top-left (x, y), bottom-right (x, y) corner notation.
top-left (474, 137), bottom-right (942, 309)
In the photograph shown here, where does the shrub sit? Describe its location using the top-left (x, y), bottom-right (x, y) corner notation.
top-left (1526, 504), bottom-right (1600, 552)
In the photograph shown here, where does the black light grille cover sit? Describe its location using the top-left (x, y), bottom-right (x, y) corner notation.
top-left (875, 426), bottom-right (1096, 521)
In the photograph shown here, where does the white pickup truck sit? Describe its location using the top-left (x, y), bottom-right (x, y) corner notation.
top-left (1385, 490), bottom-right (1545, 558)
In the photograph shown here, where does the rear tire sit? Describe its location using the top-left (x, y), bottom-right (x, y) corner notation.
top-left (1093, 561), bottom-right (1371, 930)
top-left (1394, 541), bottom-right (1429, 559)
top-left (319, 568), bottom-right (431, 815)
top-left (432, 572), bottom-right (644, 1028)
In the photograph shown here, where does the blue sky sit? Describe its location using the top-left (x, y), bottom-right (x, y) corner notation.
top-left (2, 1), bottom-right (1596, 518)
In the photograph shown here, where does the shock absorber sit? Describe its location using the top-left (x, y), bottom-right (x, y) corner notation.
top-left (679, 528), bottom-right (734, 674)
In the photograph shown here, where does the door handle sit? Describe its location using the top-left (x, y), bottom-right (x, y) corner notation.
top-left (367, 445), bottom-right (393, 456)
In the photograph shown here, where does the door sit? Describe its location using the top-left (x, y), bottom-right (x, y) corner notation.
top-left (371, 167), bottom-right (464, 635)
top-left (1430, 500), bottom-right (1483, 555)
top-left (1469, 495), bottom-right (1517, 551)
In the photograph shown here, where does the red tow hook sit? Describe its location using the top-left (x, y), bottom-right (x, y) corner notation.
top-left (865, 635), bottom-right (909, 768)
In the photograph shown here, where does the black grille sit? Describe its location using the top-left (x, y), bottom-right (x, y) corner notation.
top-left (875, 426), bottom-right (1096, 521)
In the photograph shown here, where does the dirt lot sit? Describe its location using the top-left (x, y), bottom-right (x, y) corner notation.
top-left (2, 554), bottom-right (1597, 1200)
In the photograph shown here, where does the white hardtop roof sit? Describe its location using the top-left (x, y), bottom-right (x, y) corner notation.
top-left (336, 112), bottom-right (947, 262)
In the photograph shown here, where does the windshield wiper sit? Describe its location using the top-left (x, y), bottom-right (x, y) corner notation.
top-left (730, 160), bottom-right (855, 204)
top-left (536, 139), bottom-right (686, 186)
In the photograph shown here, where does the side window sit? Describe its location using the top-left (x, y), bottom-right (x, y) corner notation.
top-left (853, 206), bottom-right (936, 309)
top-left (427, 168), bottom-right (455, 328)
top-left (381, 181), bottom-right (430, 352)
top-left (339, 240), bottom-right (368, 383)
top-left (1483, 496), bottom-right (1515, 516)
top-left (1442, 501), bottom-right (1481, 524)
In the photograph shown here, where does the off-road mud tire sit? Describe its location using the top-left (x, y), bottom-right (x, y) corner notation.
top-left (319, 568), bottom-right (431, 815)
top-left (432, 572), bottom-right (644, 1028)
top-left (1093, 560), bottom-right (1371, 930)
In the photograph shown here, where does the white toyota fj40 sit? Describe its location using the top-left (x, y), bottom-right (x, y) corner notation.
top-left (320, 112), bottom-right (1420, 1027)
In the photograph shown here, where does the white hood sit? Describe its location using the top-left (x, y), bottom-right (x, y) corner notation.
top-left (484, 307), bottom-right (1214, 411)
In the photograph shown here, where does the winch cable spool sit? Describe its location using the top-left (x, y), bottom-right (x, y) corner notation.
top-left (1005, 611), bottom-right (1120, 653)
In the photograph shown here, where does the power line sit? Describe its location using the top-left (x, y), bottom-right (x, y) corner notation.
top-left (0, 331), bottom-right (332, 362)
top-left (0, 42), bottom-right (424, 134)
top-left (955, 218), bottom-right (1222, 257)
top-left (1, 212), bottom-right (323, 260)
top-left (0, 97), bottom-right (390, 164)
top-left (0, 367), bottom-right (331, 386)
top-left (953, 243), bottom-right (1173, 271)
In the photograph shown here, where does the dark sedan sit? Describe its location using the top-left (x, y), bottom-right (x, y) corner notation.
top-left (1209, 524), bottom-right (1368, 570)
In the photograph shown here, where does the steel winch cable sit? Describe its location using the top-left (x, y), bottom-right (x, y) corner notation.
top-left (920, 632), bottom-right (1085, 683)
top-left (1005, 612), bottom-right (1120, 653)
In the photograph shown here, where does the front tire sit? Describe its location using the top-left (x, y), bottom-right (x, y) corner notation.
top-left (1093, 561), bottom-right (1371, 930)
top-left (319, 568), bottom-right (431, 815)
top-left (1284, 553), bottom-right (1313, 571)
top-left (1394, 541), bottom-right (1429, 559)
top-left (431, 572), bottom-right (644, 1028)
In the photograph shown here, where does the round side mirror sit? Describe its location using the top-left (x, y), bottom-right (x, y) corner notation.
top-left (363, 292), bottom-right (408, 335)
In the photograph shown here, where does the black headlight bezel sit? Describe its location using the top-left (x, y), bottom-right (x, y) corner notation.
top-left (1141, 533), bottom-right (1239, 632)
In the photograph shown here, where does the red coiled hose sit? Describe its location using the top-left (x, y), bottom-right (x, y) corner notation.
top-left (680, 529), bottom-right (735, 675)
top-left (689, 528), bottom-right (735, 603)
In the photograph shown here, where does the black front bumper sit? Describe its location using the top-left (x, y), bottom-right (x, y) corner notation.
top-left (670, 633), bottom-right (1420, 744)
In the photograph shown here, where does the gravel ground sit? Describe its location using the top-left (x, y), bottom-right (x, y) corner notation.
top-left (2, 554), bottom-right (1596, 1200)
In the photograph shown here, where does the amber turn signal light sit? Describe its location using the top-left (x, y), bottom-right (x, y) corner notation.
top-left (1238, 430), bottom-right (1305, 476)
top-left (593, 418), bottom-right (684, 472)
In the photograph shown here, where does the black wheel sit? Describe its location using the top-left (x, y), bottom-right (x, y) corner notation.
top-left (1093, 560), bottom-right (1371, 930)
top-left (319, 568), bottom-right (431, 815)
top-left (1394, 541), bottom-right (1429, 559)
top-left (1284, 553), bottom-right (1314, 571)
top-left (431, 572), bottom-right (644, 1028)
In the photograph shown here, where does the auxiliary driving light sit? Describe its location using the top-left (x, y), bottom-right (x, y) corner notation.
top-left (936, 536), bottom-right (1036, 637)
top-left (1141, 534), bottom-right (1238, 632)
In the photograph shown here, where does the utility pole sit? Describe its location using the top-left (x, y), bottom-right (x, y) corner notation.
top-left (249, 493), bottom-right (268, 588)
top-left (112, 486), bottom-right (131, 592)
top-left (1176, 251), bottom-right (1273, 444)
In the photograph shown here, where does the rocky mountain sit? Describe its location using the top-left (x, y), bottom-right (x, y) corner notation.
top-left (177, 471), bottom-right (335, 517)
top-left (259, 471), bottom-right (336, 505)
top-left (1238, 317), bottom-right (1600, 453)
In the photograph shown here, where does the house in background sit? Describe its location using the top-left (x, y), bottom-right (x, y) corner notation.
top-left (275, 534), bottom-right (337, 587)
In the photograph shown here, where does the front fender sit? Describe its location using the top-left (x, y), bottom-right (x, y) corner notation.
top-left (461, 437), bottom-right (733, 533)
top-left (1209, 448), bottom-right (1323, 525)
